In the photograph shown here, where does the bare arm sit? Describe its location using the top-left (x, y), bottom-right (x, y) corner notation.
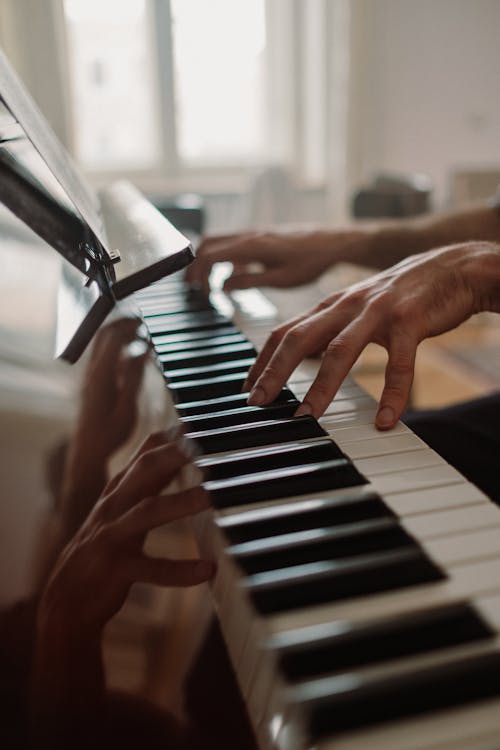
top-left (186, 203), bottom-right (500, 291)
top-left (364, 204), bottom-right (500, 270)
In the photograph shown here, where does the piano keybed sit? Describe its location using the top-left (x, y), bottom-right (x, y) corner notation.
top-left (134, 274), bottom-right (500, 750)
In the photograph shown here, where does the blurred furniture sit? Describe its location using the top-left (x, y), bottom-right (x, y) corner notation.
top-left (351, 173), bottom-right (432, 219)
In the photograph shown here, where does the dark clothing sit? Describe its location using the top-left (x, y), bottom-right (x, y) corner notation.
top-left (404, 391), bottom-right (500, 505)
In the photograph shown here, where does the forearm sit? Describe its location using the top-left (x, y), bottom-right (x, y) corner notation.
top-left (359, 204), bottom-right (500, 270)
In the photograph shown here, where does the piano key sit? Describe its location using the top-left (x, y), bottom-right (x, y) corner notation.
top-left (164, 356), bottom-right (255, 382)
top-left (270, 601), bottom-right (492, 681)
top-left (372, 463), bottom-right (468, 495)
top-left (355, 447), bottom-right (445, 477)
top-left (377, 480), bottom-right (487, 516)
top-left (403, 503), bottom-right (500, 540)
top-left (266, 556), bottom-right (500, 637)
top-left (181, 402), bottom-right (302, 432)
top-left (186, 415), bottom-right (327, 455)
top-left (145, 311), bottom-right (232, 334)
top-left (159, 340), bottom-right (257, 368)
top-left (169, 371), bottom-right (249, 400)
top-left (206, 459), bottom-right (366, 510)
top-left (153, 330), bottom-right (246, 353)
top-left (287, 647), bottom-right (500, 739)
top-left (176, 388), bottom-right (297, 417)
top-left (231, 517), bottom-right (415, 575)
top-left (199, 439), bottom-right (345, 481)
top-left (218, 489), bottom-right (392, 545)
top-left (340, 432), bottom-right (426, 459)
top-left (244, 547), bottom-right (443, 615)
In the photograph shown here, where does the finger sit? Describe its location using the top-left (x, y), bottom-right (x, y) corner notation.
top-left (102, 431), bottom-right (179, 496)
top-left (247, 316), bottom-right (335, 407)
top-left (242, 309), bottom-right (316, 392)
top-left (295, 317), bottom-right (375, 419)
top-left (116, 486), bottom-right (210, 539)
top-left (223, 267), bottom-right (292, 292)
top-left (132, 556), bottom-right (215, 587)
top-left (376, 335), bottom-right (417, 430)
top-left (109, 442), bottom-right (191, 514)
top-left (188, 236), bottom-right (263, 291)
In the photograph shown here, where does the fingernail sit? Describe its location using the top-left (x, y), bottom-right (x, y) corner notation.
top-left (248, 386), bottom-right (265, 405)
top-left (295, 402), bottom-right (313, 417)
top-left (376, 406), bottom-right (395, 429)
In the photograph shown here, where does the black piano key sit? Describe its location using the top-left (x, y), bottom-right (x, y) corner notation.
top-left (245, 547), bottom-right (444, 614)
top-left (187, 415), bottom-right (327, 455)
top-left (232, 518), bottom-right (414, 574)
top-left (145, 311), bottom-right (232, 335)
top-left (206, 458), bottom-right (366, 509)
top-left (299, 650), bottom-right (500, 738)
top-left (164, 357), bottom-right (255, 382)
top-left (153, 330), bottom-right (246, 353)
top-left (139, 298), bottom-right (212, 315)
top-left (176, 388), bottom-right (297, 417)
top-left (181, 402), bottom-right (300, 431)
top-left (169, 371), bottom-right (249, 401)
top-left (272, 602), bottom-right (493, 681)
top-left (159, 341), bottom-right (257, 369)
top-left (219, 491), bottom-right (392, 544)
top-left (200, 438), bottom-right (344, 480)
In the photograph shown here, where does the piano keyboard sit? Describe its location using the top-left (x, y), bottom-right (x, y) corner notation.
top-left (134, 274), bottom-right (500, 750)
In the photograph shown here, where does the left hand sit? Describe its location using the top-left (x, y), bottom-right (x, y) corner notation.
top-left (39, 433), bottom-right (214, 634)
top-left (246, 242), bottom-right (500, 428)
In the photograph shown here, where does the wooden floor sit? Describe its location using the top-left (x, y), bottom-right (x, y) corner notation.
top-left (354, 315), bottom-right (500, 409)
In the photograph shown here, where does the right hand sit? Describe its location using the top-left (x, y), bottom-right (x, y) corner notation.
top-left (186, 229), bottom-right (366, 294)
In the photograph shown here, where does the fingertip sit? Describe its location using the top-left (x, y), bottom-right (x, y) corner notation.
top-left (376, 405), bottom-right (396, 430)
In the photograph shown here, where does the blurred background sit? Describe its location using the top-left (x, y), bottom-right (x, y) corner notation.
top-left (2, 0), bottom-right (500, 231)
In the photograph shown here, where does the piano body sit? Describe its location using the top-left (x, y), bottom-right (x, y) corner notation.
top-left (2, 47), bottom-right (500, 750)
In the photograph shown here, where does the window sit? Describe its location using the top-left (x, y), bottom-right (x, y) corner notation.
top-left (26, 0), bottom-right (336, 193)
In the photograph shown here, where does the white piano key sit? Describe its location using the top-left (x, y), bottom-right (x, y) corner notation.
top-left (403, 503), bottom-right (500, 541)
top-left (340, 432), bottom-right (426, 460)
top-left (425, 527), bottom-right (500, 566)
top-left (355, 447), bottom-right (445, 477)
top-left (381, 481), bottom-right (488, 516)
top-left (371, 463), bottom-right (466, 495)
top-left (327, 419), bottom-right (411, 444)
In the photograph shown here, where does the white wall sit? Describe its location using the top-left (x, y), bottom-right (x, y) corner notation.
top-left (347, 0), bottom-right (500, 208)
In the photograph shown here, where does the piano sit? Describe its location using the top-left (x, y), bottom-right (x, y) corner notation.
top-left (2, 46), bottom-right (500, 750)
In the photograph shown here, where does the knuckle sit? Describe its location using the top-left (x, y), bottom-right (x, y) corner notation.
top-left (325, 337), bottom-right (354, 360)
top-left (268, 326), bottom-right (287, 348)
top-left (282, 324), bottom-right (308, 350)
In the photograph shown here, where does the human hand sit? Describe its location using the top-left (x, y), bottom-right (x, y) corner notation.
top-left (245, 242), bottom-right (500, 428)
top-left (185, 229), bottom-right (366, 294)
top-left (39, 433), bottom-right (214, 635)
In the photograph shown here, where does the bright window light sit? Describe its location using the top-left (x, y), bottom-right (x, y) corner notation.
top-left (63, 0), bottom-right (161, 170)
top-left (170, 0), bottom-right (267, 164)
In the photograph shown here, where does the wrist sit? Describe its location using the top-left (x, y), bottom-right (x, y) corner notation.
top-left (462, 241), bottom-right (500, 313)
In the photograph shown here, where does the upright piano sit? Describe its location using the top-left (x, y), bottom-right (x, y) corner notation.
top-left (2, 47), bottom-right (500, 750)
